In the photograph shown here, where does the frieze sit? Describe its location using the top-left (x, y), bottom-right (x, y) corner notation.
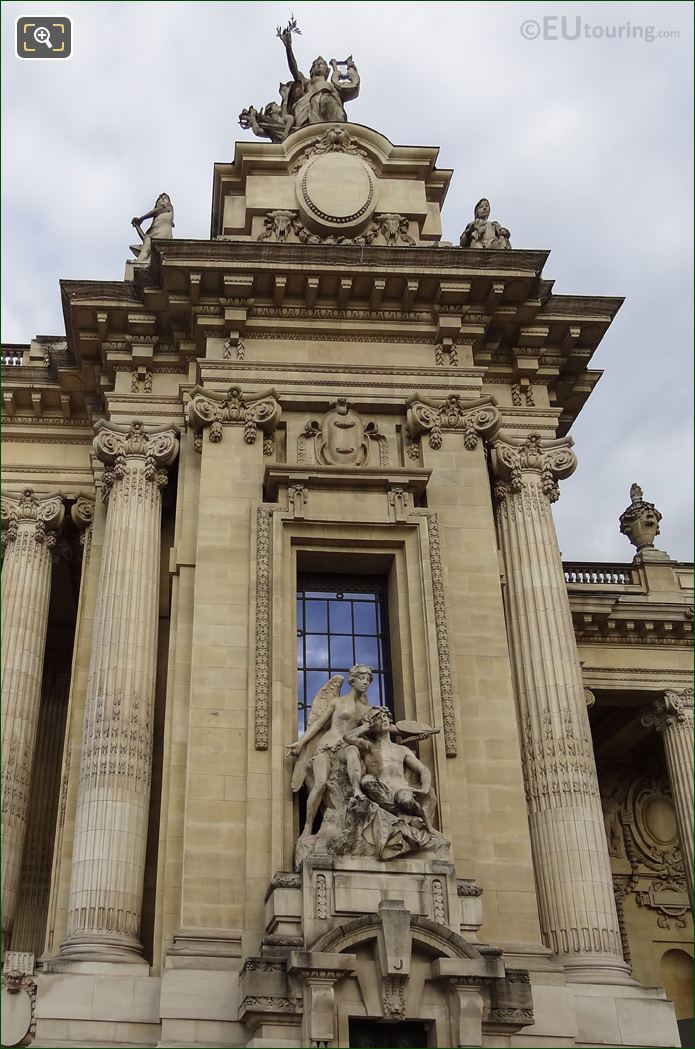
top-left (248, 305), bottom-right (433, 322)
top-left (250, 330), bottom-right (425, 344)
top-left (240, 995), bottom-right (303, 1013)
top-left (241, 958), bottom-right (286, 975)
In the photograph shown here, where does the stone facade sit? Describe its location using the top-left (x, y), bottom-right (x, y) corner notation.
top-left (1, 116), bottom-right (692, 1049)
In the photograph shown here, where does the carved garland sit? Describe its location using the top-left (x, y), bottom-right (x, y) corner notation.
top-left (427, 514), bottom-right (457, 757)
top-left (406, 395), bottom-right (500, 451)
top-left (187, 385), bottom-right (281, 454)
top-left (255, 507), bottom-right (273, 750)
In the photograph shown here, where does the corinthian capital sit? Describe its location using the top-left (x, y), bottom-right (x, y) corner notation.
top-left (187, 385), bottom-right (281, 451)
top-left (405, 394), bottom-right (500, 450)
top-left (93, 419), bottom-right (179, 468)
top-left (93, 420), bottom-right (179, 502)
top-left (642, 688), bottom-right (694, 732)
top-left (1, 488), bottom-right (65, 548)
top-left (490, 433), bottom-right (577, 503)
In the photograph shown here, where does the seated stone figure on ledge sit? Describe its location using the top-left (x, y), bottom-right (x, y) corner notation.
top-left (289, 667), bottom-right (448, 865)
top-left (239, 18), bottom-right (360, 142)
top-left (459, 197), bottom-right (511, 249)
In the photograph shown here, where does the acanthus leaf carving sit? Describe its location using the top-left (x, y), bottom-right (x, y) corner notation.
top-left (187, 385), bottom-right (281, 451)
top-left (406, 394), bottom-right (500, 452)
top-left (1, 489), bottom-right (64, 552)
top-left (491, 433), bottom-right (577, 505)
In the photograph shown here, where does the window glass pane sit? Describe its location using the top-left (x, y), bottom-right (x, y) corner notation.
top-left (305, 670), bottom-right (330, 704)
top-left (305, 599), bottom-right (328, 633)
top-left (353, 601), bottom-right (377, 635)
top-left (305, 635), bottom-right (329, 668)
top-left (329, 635), bottom-right (353, 668)
top-left (328, 600), bottom-right (352, 633)
top-left (297, 575), bottom-right (392, 722)
top-left (355, 635), bottom-right (379, 668)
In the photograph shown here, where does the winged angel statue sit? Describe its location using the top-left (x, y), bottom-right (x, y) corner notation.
top-left (288, 665), bottom-right (449, 864)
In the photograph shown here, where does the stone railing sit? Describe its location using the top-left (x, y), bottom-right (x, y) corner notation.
top-left (563, 562), bottom-right (637, 586)
top-left (2, 352), bottom-right (25, 367)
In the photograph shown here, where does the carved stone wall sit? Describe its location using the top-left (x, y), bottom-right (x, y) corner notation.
top-left (597, 756), bottom-right (692, 986)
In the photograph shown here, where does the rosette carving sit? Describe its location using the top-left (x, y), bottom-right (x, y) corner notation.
top-left (187, 385), bottom-right (281, 451)
top-left (405, 394), bottom-right (500, 451)
top-left (491, 433), bottom-right (577, 503)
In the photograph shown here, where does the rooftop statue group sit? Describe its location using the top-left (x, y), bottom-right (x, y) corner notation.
top-left (239, 18), bottom-right (360, 143)
top-left (288, 664), bottom-right (448, 865)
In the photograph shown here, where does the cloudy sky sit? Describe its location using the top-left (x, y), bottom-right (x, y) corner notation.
top-left (2, 1), bottom-right (693, 562)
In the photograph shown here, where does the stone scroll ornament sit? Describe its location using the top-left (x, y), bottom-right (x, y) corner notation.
top-left (239, 18), bottom-right (360, 143)
top-left (288, 666), bottom-right (449, 866)
top-left (187, 385), bottom-right (281, 453)
top-left (405, 394), bottom-right (501, 451)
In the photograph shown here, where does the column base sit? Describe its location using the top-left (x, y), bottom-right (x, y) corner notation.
top-left (55, 932), bottom-right (147, 967)
top-left (563, 953), bottom-right (636, 986)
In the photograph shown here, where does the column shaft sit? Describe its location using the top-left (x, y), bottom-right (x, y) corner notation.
top-left (492, 437), bottom-right (628, 981)
top-left (1, 490), bottom-right (63, 952)
top-left (61, 421), bottom-right (178, 960)
top-left (643, 689), bottom-right (694, 903)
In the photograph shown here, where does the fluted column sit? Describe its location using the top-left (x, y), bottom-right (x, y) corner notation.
top-left (642, 688), bottom-right (694, 904)
top-left (491, 434), bottom-right (629, 982)
top-left (60, 420), bottom-right (178, 961)
top-left (1, 489), bottom-right (64, 952)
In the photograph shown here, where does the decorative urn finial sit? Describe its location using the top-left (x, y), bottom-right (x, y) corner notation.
top-left (619, 482), bottom-right (662, 552)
